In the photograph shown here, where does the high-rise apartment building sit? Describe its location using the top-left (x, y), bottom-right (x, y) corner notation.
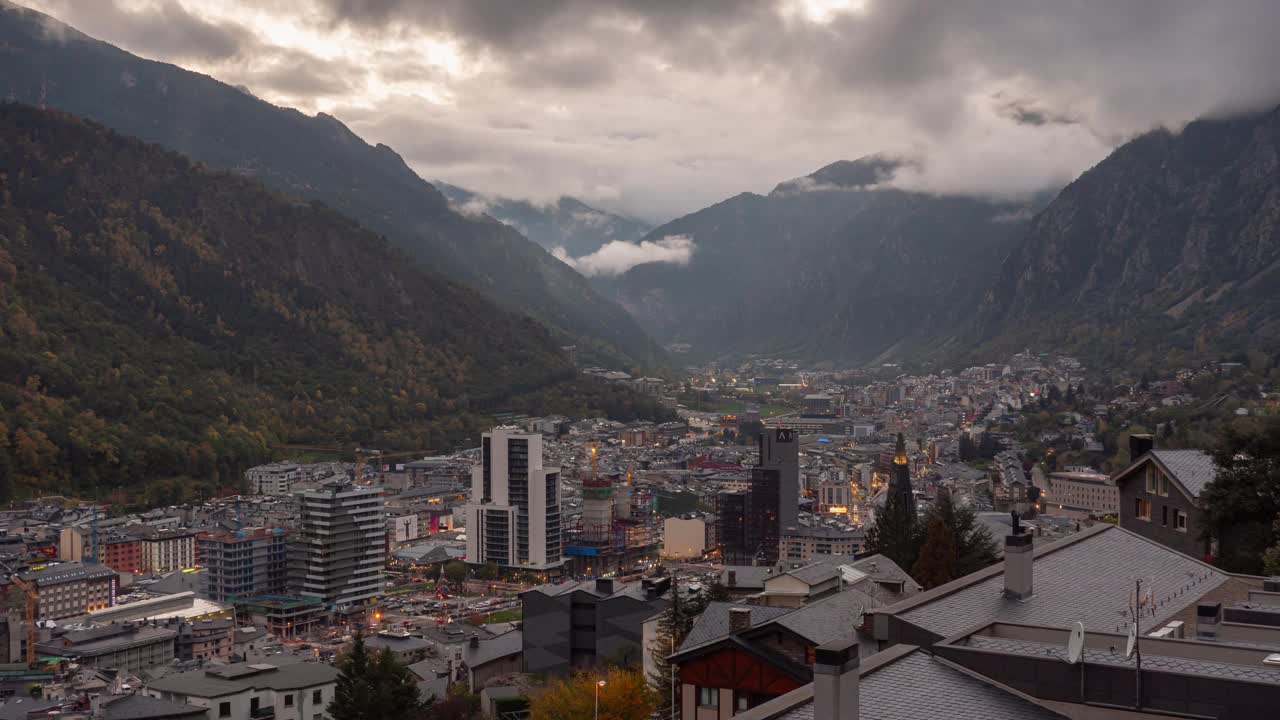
top-left (289, 483), bottom-right (385, 608)
top-left (199, 528), bottom-right (290, 602)
top-left (719, 429), bottom-right (800, 565)
top-left (464, 427), bottom-right (563, 570)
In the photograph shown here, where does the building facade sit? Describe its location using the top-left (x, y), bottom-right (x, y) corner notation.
top-left (463, 428), bottom-right (564, 570)
top-left (199, 528), bottom-right (290, 602)
top-left (521, 577), bottom-right (669, 675)
top-left (25, 563), bottom-right (118, 621)
top-left (1111, 437), bottom-right (1213, 559)
top-left (1043, 470), bottom-right (1118, 516)
top-left (101, 535), bottom-right (144, 574)
top-left (246, 462), bottom-right (302, 496)
top-left (289, 483), bottom-right (386, 608)
top-left (139, 529), bottom-right (197, 573)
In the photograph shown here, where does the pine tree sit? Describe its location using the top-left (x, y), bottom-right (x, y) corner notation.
top-left (865, 491), bottom-right (922, 573)
top-left (911, 516), bottom-right (957, 590)
top-left (329, 631), bottom-right (427, 720)
top-left (649, 577), bottom-right (707, 720)
top-left (916, 488), bottom-right (999, 584)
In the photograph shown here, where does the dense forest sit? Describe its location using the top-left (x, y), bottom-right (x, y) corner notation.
top-left (0, 105), bottom-right (670, 502)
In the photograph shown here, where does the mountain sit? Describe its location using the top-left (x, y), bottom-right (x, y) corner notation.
top-left (974, 106), bottom-right (1280, 367)
top-left (0, 105), bottom-right (670, 500)
top-left (435, 182), bottom-right (652, 258)
top-left (0, 1), bottom-right (666, 372)
top-left (602, 157), bottom-right (1044, 364)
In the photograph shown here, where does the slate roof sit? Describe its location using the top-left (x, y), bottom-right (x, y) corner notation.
top-left (1150, 449), bottom-right (1217, 498)
top-left (366, 634), bottom-right (431, 653)
top-left (678, 602), bottom-right (793, 654)
top-left (463, 629), bottom-right (522, 667)
top-left (772, 587), bottom-right (878, 646)
top-left (721, 565), bottom-right (776, 590)
top-left (751, 647), bottom-right (1065, 720)
top-left (0, 700), bottom-right (62, 720)
top-left (101, 693), bottom-right (206, 720)
top-left (146, 662), bottom-right (337, 697)
top-left (23, 562), bottom-right (116, 586)
top-left (779, 563), bottom-right (840, 586)
top-left (963, 635), bottom-right (1280, 685)
top-left (882, 524), bottom-right (1226, 639)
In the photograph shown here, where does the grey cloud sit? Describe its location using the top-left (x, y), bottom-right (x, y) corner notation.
top-left (29, 0), bottom-right (255, 62)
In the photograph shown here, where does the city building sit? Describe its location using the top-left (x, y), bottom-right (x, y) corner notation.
top-left (662, 516), bottom-right (712, 559)
top-left (100, 534), bottom-right (144, 574)
top-left (144, 661), bottom-right (338, 720)
top-left (1110, 435), bottom-right (1214, 559)
top-left (289, 483), bottom-right (386, 609)
top-left (230, 595), bottom-right (325, 639)
top-left (1042, 469), bottom-right (1118, 517)
top-left (463, 428), bottom-right (564, 571)
top-left (720, 429), bottom-right (800, 565)
top-left (521, 577), bottom-right (669, 675)
top-left (58, 525), bottom-right (97, 564)
top-left (127, 526), bottom-right (197, 574)
top-left (198, 528), bottom-right (290, 602)
top-left (36, 623), bottom-right (177, 673)
top-left (246, 462), bottom-right (302, 496)
top-left (780, 525), bottom-right (865, 563)
top-left (23, 562), bottom-right (118, 620)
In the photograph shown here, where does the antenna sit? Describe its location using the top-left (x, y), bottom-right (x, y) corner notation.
top-left (1067, 621), bottom-right (1084, 664)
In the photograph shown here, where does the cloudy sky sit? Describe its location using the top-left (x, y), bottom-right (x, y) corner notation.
top-left (21, 0), bottom-right (1280, 222)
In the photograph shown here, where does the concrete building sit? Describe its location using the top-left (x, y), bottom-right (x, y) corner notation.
top-left (521, 577), bottom-right (669, 675)
top-left (58, 526), bottom-right (96, 563)
top-left (1042, 469), bottom-right (1117, 516)
top-left (101, 534), bottom-right (144, 574)
top-left (198, 528), bottom-right (290, 602)
top-left (128, 526), bottom-right (197, 573)
top-left (662, 516), bottom-right (711, 559)
top-left (246, 462), bottom-right (302, 496)
top-left (145, 661), bottom-right (338, 720)
top-left (37, 623), bottom-right (177, 673)
top-left (289, 483), bottom-right (386, 608)
top-left (719, 429), bottom-right (800, 565)
top-left (780, 525), bottom-right (865, 564)
top-left (463, 428), bottom-right (564, 571)
top-left (24, 562), bottom-right (118, 620)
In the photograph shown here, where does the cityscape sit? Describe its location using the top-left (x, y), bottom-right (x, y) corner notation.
top-left (1, 1), bottom-right (1280, 719)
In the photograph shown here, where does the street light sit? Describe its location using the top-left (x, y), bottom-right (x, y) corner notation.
top-left (595, 679), bottom-right (607, 720)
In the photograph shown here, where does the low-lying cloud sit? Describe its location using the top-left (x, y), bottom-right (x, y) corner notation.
top-left (553, 235), bottom-right (694, 276)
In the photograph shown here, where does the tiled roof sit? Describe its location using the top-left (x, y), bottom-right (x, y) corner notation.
top-left (23, 562), bottom-right (116, 586)
top-left (146, 662), bottom-right (337, 697)
top-left (463, 628), bottom-right (522, 667)
top-left (1151, 449), bottom-right (1217, 498)
top-left (678, 602), bottom-right (793, 654)
top-left (101, 693), bottom-right (206, 720)
top-left (884, 525), bottom-right (1226, 639)
top-left (745, 647), bottom-right (1065, 720)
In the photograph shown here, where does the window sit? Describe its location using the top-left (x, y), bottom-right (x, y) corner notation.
top-left (219, 702), bottom-right (231, 718)
top-left (1145, 467), bottom-right (1157, 494)
top-left (1176, 510), bottom-right (1188, 532)
top-left (697, 687), bottom-right (719, 708)
top-left (285, 694), bottom-right (295, 708)
top-left (1134, 498), bottom-right (1151, 521)
top-left (1161, 505), bottom-right (1168, 526)
top-left (1159, 474), bottom-right (1169, 497)
top-left (313, 690), bottom-right (323, 705)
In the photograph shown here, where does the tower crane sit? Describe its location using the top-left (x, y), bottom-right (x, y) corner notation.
top-left (0, 559), bottom-right (36, 666)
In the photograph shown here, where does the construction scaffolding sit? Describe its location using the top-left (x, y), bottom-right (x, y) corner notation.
top-left (564, 470), bottom-right (661, 575)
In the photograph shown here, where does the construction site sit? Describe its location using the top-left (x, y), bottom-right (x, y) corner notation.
top-left (563, 448), bottom-right (662, 576)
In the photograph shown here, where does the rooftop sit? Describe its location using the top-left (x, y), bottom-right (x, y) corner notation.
top-left (23, 562), bottom-right (116, 586)
top-left (146, 662), bottom-right (337, 698)
top-left (1150, 449), bottom-right (1217, 498)
top-left (879, 524), bottom-right (1226, 640)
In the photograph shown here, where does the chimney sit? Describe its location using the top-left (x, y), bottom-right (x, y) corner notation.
top-left (813, 639), bottom-right (859, 720)
top-left (727, 570), bottom-right (736, 588)
top-left (728, 607), bottom-right (752, 635)
top-left (595, 578), bottom-right (614, 595)
top-left (469, 635), bottom-right (479, 649)
top-left (1129, 434), bottom-right (1154, 461)
top-left (1196, 603), bottom-right (1222, 641)
top-left (1003, 531), bottom-right (1034, 600)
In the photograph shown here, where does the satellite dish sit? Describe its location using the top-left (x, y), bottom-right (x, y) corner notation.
top-left (1067, 621), bottom-right (1085, 664)
top-left (1125, 623), bottom-right (1137, 659)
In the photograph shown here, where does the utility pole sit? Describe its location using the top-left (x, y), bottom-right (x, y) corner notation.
top-left (1134, 578), bottom-right (1143, 710)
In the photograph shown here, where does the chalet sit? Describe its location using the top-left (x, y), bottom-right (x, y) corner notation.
top-left (1110, 435), bottom-right (1215, 559)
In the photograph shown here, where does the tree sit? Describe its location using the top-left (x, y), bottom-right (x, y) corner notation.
top-left (1201, 416), bottom-right (1280, 573)
top-left (477, 561), bottom-right (500, 581)
top-left (649, 576), bottom-right (707, 719)
top-left (529, 667), bottom-right (655, 720)
top-left (1262, 515), bottom-right (1280, 577)
top-left (911, 516), bottom-right (957, 590)
top-left (865, 491), bottom-right (921, 573)
top-left (444, 560), bottom-right (468, 585)
top-left (929, 488), bottom-right (999, 578)
top-left (329, 631), bottom-right (427, 720)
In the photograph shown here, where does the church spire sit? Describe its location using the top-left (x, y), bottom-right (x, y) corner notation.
top-left (893, 432), bottom-right (908, 465)
top-left (891, 432), bottom-right (916, 526)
